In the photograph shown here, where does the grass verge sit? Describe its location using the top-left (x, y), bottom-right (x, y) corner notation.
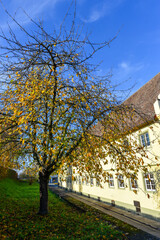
top-left (65, 196), bottom-right (140, 236)
top-left (0, 178), bottom-right (134, 239)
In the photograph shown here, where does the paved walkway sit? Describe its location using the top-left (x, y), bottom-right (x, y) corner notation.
top-left (49, 187), bottom-right (160, 239)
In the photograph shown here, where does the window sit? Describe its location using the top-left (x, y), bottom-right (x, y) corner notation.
top-left (108, 175), bottom-right (114, 187)
top-left (82, 177), bottom-right (85, 185)
top-left (158, 98), bottom-right (160, 108)
top-left (96, 179), bottom-right (100, 187)
top-left (118, 174), bottom-right (124, 188)
top-left (130, 178), bottom-right (138, 190)
top-left (144, 173), bottom-right (156, 191)
top-left (79, 176), bottom-right (81, 185)
top-left (73, 176), bottom-right (76, 184)
top-left (90, 177), bottom-right (94, 186)
top-left (86, 176), bottom-right (89, 186)
top-left (76, 176), bottom-right (78, 184)
top-left (59, 177), bottom-right (62, 186)
top-left (123, 139), bottom-right (129, 146)
top-left (68, 166), bottom-right (72, 175)
top-left (140, 132), bottom-right (150, 147)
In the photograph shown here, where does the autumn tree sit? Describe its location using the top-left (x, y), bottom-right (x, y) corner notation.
top-left (19, 164), bottom-right (38, 184)
top-left (0, 7), bottom-right (152, 215)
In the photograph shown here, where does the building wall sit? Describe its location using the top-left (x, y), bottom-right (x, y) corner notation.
top-left (60, 121), bottom-right (160, 220)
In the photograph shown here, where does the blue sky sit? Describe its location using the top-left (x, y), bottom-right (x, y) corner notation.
top-left (0, 0), bottom-right (160, 96)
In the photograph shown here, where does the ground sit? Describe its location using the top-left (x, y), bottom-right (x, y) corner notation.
top-left (0, 178), bottom-right (159, 239)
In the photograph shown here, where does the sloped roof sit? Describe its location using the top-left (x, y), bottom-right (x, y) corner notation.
top-left (124, 72), bottom-right (160, 125)
top-left (92, 73), bottom-right (160, 137)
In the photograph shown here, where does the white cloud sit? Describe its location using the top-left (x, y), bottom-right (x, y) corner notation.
top-left (81, 0), bottom-right (125, 23)
top-left (119, 62), bottom-right (129, 69)
top-left (110, 61), bottom-right (144, 94)
top-left (86, 9), bottom-right (104, 23)
top-left (117, 61), bottom-right (144, 75)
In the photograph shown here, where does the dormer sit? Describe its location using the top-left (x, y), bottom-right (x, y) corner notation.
top-left (154, 94), bottom-right (160, 118)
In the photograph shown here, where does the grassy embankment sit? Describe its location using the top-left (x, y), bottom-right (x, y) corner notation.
top-left (0, 178), bottom-right (137, 239)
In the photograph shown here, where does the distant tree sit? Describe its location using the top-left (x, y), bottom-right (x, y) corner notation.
top-left (19, 164), bottom-right (38, 184)
top-left (0, 5), bottom-right (151, 214)
top-left (0, 117), bottom-right (22, 170)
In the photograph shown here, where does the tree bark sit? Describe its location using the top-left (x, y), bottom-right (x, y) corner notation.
top-left (38, 171), bottom-right (49, 215)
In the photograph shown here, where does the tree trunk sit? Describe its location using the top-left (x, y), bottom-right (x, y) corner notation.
top-left (38, 171), bottom-right (49, 215)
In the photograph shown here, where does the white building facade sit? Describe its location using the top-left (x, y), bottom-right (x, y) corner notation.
top-left (59, 73), bottom-right (160, 221)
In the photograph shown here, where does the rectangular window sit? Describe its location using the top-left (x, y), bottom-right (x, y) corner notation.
top-left (82, 177), bottom-right (85, 185)
top-left (140, 132), bottom-right (150, 147)
top-left (73, 176), bottom-right (76, 184)
top-left (123, 139), bottom-right (129, 146)
top-left (79, 176), bottom-right (81, 185)
top-left (90, 177), bottom-right (94, 186)
top-left (68, 177), bottom-right (71, 184)
top-left (118, 174), bottom-right (124, 188)
top-left (76, 176), bottom-right (78, 184)
top-left (109, 175), bottom-right (114, 187)
top-left (96, 179), bottom-right (100, 187)
top-left (86, 176), bottom-right (89, 186)
top-left (130, 178), bottom-right (138, 190)
top-left (144, 173), bottom-right (156, 191)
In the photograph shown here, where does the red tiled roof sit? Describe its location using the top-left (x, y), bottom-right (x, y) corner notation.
top-left (124, 72), bottom-right (160, 125)
top-left (92, 73), bottom-right (160, 137)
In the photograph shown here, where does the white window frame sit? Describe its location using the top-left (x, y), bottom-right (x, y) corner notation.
top-left (118, 174), bottom-right (125, 188)
top-left (96, 179), bottom-right (100, 187)
top-left (123, 139), bottom-right (129, 146)
top-left (144, 173), bottom-right (156, 191)
top-left (90, 177), bottom-right (94, 186)
top-left (79, 176), bottom-right (81, 185)
top-left (130, 178), bottom-right (138, 190)
top-left (86, 176), bottom-right (89, 186)
top-left (140, 132), bottom-right (150, 147)
top-left (108, 175), bottom-right (114, 188)
top-left (76, 176), bottom-right (78, 184)
top-left (82, 177), bottom-right (85, 185)
top-left (73, 176), bottom-right (76, 184)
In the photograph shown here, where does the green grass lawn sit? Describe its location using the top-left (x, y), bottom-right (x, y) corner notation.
top-left (0, 179), bottom-right (130, 240)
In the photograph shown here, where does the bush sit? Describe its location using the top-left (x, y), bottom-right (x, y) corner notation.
top-left (0, 166), bottom-right (17, 179)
